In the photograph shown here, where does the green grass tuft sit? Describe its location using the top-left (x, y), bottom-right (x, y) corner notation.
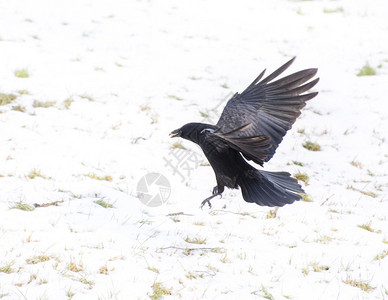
top-left (18, 90), bottom-right (30, 95)
top-left (323, 7), bottom-right (344, 13)
top-left (170, 216), bottom-right (180, 223)
top-left (147, 266), bottom-right (159, 274)
top-left (32, 100), bottom-right (55, 108)
top-left (0, 263), bottom-right (14, 274)
top-left (85, 173), bottom-right (112, 182)
top-left (303, 141), bottom-right (321, 151)
top-left (79, 94), bottom-right (94, 101)
top-left (360, 190), bottom-right (377, 198)
top-left (374, 249), bottom-right (388, 260)
top-left (12, 105), bottom-right (26, 112)
top-left (259, 285), bottom-right (274, 300)
top-left (140, 104), bottom-right (150, 111)
top-left (27, 168), bottom-right (47, 179)
top-left (33, 100), bottom-right (56, 108)
top-left (14, 68), bottom-right (30, 78)
top-left (300, 193), bottom-right (312, 202)
top-left (95, 199), bottom-right (114, 208)
top-left (63, 98), bottom-right (73, 109)
top-left (0, 93), bottom-right (17, 105)
top-left (99, 265), bottom-right (109, 274)
top-left (302, 262), bottom-right (330, 275)
top-left (26, 255), bottom-right (51, 264)
top-left (185, 236), bottom-right (207, 244)
top-left (193, 221), bottom-right (205, 226)
top-left (167, 94), bottom-right (183, 101)
top-left (357, 63), bottom-right (376, 76)
top-left (312, 263), bottom-right (330, 272)
top-left (347, 185), bottom-right (377, 198)
top-left (350, 160), bottom-right (362, 169)
top-left (294, 171), bottom-right (309, 184)
top-left (149, 281), bottom-right (171, 300)
top-left (358, 222), bottom-right (374, 232)
top-left (292, 160), bottom-right (304, 166)
top-left (66, 261), bottom-right (83, 272)
top-left (10, 201), bottom-right (35, 211)
top-left (170, 142), bottom-right (186, 150)
top-left (266, 208), bottom-right (278, 219)
top-left (343, 278), bottom-right (374, 292)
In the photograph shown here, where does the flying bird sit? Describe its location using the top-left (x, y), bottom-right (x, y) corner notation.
top-left (170, 57), bottom-right (319, 208)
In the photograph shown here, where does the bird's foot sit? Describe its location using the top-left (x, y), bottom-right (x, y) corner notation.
top-left (200, 198), bottom-right (213, 209)
top-left (200, 192), bottom-right (222, 210)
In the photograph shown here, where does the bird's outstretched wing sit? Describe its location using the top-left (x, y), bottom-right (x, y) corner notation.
top-left (207, 123), bottom-right (271, 165)
top-left (216, 57), bottom-right (319, 164)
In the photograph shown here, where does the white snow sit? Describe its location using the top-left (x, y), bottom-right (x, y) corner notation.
top-left (1, 0), bottom-right (387, 299)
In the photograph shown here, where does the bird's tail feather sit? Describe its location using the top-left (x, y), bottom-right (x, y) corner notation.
top-left (238, 170), bottom-right (303, 207)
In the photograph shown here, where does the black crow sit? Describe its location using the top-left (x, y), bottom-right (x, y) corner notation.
top-left (170, 57), bottom-right (319, 208)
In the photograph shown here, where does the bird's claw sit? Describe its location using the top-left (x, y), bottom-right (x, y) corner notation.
top-left (200, 191), bottom-right (223, 209)
top-left (200, 198), bottom-right (212, 209)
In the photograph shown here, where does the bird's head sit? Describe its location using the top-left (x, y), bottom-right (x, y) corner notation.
top-left (169, 123), bottom-right (194, 140)
top-left (169, 128), bottom-right (182, 138)
top-left (170, 123), bottom-right (212, 143)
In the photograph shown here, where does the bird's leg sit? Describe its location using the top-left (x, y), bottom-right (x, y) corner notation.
top-left (200, 186), bottom-right (222, 209)
top-left (212, 186), bottom-right (222, 198)
top-left (200, 194), bottom-right (219, 209)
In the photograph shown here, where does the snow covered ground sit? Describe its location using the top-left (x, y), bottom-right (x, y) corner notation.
top-left (1, 0), bottom-right (387, 299)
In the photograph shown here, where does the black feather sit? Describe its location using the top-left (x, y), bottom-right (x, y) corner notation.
top-left (170, 58), bottom-right (318, 208)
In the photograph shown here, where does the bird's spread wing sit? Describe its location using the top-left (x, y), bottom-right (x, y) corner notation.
top-left (206, 124), bottom-right (271, 166)
top-left (216, 57), bottom-right (319, 163)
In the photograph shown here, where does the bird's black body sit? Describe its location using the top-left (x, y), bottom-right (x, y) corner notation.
top-left (170, 58), bottom-right (319, 208)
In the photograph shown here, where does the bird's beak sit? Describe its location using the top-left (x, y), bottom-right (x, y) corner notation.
top-left (169, 129), bottom-right (180, 138)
